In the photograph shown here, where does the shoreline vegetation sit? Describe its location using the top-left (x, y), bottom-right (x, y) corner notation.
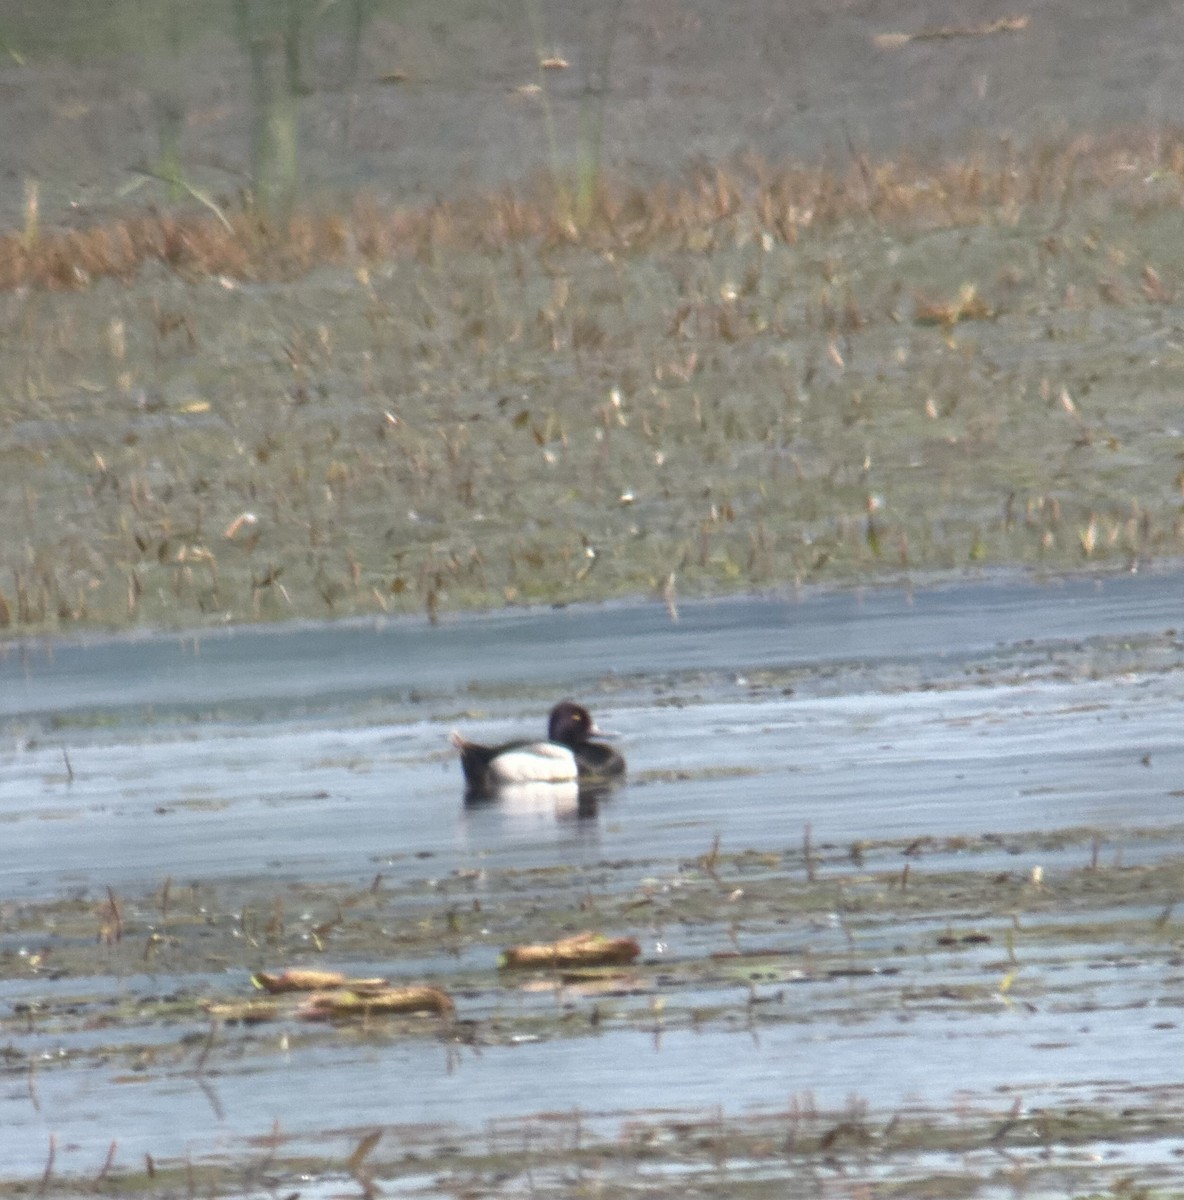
top-left (5, 130), bottom-right (1184, 637)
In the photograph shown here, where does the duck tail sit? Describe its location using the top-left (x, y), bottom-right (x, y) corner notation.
top-left (450, 730), bottom-right (494, 787)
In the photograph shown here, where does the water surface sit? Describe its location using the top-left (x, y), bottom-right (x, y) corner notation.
top-left (2, 572), bottom-right (1183, 1184)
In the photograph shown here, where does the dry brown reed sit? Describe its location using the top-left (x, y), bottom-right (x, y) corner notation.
top-left (5, 130), bottom-right (1184, 293)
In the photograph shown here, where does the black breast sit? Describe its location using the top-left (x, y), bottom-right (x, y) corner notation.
top-left (573, 740), bottom-right (626, 781)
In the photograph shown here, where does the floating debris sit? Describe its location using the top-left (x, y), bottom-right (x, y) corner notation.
top-left (914, 283), bottom-right (993, 327)
top-left (501, 931), bottom-right (641, 969)
top-left (297, 985), bottom-right (455, 1019)
top-left (203, 999), bottom-right (282, 1024)
top-left (253, 968), bottom-right (389, 994)
top-left (874, 15), bottom-right (1029, 49)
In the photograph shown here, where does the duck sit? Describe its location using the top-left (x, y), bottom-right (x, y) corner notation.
top-left (450, 700), bottom-right (625, 798)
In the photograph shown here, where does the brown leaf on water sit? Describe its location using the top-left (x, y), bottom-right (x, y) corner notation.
top-left (253, 969), bottom-right (389, 994)
top-left (914, 284), bottom-right (992, 327)
top-left (1141, 264), bottom-right (1174, 303)
top-left (874, 15), bottom-right (1028, 48)
top-left (223, 511), bottom-right (258, 539)
top-left (500, 931), bottom-right (642, 969)
top-left (203, 999), bottom-right (281, 1024)
top-left (297, 985), bottom-right (455, 1019)
top-left (871, 32), bottom-right (911, 50)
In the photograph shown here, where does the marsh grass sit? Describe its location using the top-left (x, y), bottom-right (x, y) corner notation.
top-left (9, 1095), bottom-right (1183, 1198)
top-left (522, 0), bottom-right (626, 233)
top-left (5, 131), bottom-right (1184, 632)
top-left (8, 132), bottom-right (1184, 292)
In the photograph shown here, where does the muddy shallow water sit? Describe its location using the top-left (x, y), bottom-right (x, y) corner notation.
top-left (3, 572), bottom-right (1184, 1191)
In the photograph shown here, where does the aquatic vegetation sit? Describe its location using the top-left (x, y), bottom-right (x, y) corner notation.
top-left (2, 823), bottom-right (1183, 1193)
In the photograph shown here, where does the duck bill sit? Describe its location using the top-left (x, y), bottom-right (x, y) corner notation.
top-left (588, 723), bottom-right (618, 739)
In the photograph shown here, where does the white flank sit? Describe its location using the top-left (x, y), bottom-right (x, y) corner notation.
top-left (488, 742), bottom-right (578, 784)
top-left (494, 780), bottom-right (580, 815)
